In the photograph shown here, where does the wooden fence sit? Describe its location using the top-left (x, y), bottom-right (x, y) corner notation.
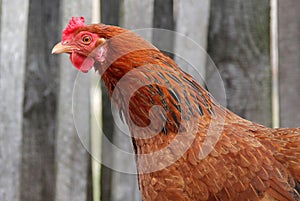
top-left (0, 0), bottom-right (299, 201)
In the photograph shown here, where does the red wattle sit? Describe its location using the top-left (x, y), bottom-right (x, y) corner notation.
top-left (70, 53), bottom-right (94, 73)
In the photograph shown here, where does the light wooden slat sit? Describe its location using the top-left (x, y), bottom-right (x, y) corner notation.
top-left (91, 2), bottom-right (101, 201)
top-left (54, 1), bottom-right (93, 201)
top-left (278, 0), bottom-right (300, 128)
top-left (119, 0), bottom-right (154, 41)
top-left (270, 0), bottom-right (280, 128)
top-left (174, 0), bottom-right (211, 83)
top-left (0, 0), bottom-right (29, 200)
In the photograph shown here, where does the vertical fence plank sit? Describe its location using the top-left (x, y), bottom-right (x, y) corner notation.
top-left (20, 1), bottom-right (60, 201)
top-left (207, 0), bottom-right (272, 127)
top-left (174, 0), bottom-right (210, 81)
top-left (0, 0), bottom-right (29, 200)
top-left (119, 0), bottom-right (154, 40)
top-left (55, 1), bottom-right (93, 201)
top-left (101, 0), bottom-right (120, 25)
top-left (278, 0), bottom-right (300, 128)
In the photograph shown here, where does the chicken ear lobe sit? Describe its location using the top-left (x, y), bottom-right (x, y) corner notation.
top-left (97, 38), bottom-right (106, 46)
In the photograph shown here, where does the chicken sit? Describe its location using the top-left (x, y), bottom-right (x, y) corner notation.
top-left (52, 17), bottom-right (300, 201)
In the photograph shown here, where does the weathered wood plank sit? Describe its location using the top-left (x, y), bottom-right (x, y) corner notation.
top-left (207, 0), bottom-right (272, 127)
top-left (119, 0), bottom-right (154, 41)
top-left (0, 0), bottom-right (29, 200)
top-left (101, 0), bottom-right (120, 25)
top-left (54, 1), bottom-right (93, 201)
top-left (19, 1), bottom-right (60, 201)
top-left (278, 0), bottom-right (300, 128)
top-left (174, 0), bottom-right (211, 82)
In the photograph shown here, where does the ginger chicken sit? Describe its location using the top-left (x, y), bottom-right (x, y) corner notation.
top-left (52, 17), bottom-right (300, 201)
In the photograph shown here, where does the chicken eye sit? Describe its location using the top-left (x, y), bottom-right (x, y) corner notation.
top-left (82, 35), bottom-right (92, 44)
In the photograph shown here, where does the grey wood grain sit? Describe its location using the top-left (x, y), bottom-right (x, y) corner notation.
top-left (207, 0), bottom-right (272, 127)
top-left (0, 0), bottom-right (29, 200)
top-left (174, 0), bottom-right (211, 83)
top-left (20, 1), bottom-right (60, 201)
top-left (119, 0), bottom-right (154, 41)
top-left (152, 0), bottom-right (175, 58)
top-left (278, 0), bottom-right (300, 128)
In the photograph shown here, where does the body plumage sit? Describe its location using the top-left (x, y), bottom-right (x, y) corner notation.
top-left (52, 17), bottom-right (300, 201)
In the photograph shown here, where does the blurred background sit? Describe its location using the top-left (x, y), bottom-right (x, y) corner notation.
top-left (0, 0), bottom-right (299, 201)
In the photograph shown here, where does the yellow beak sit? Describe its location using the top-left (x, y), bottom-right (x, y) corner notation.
top-left (51, 42), bottom-right (73, 54)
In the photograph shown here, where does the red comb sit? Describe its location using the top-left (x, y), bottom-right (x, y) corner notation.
top-left (62, 16), bottom-right (86, 41)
